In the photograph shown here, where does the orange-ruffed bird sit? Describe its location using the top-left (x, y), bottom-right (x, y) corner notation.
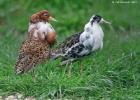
top-left (15, 10), bottom-right (57, 74)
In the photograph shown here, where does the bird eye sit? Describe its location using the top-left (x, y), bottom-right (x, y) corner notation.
top-left (43, 13), bottom-right (48, 16)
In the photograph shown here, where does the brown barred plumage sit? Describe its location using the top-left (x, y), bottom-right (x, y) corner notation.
top-left (15, 39), bottom-right (50, 74)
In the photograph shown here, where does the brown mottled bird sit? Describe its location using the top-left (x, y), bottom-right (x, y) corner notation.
top-left (15, 10), bottom-right (57, 74)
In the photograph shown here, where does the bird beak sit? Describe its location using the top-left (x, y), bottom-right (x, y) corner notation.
top-left (49, 16), bottom-right (57, 22)
top-left (101, 18), bottom-right (111, 24)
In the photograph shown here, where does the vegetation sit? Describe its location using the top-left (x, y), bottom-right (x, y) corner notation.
top-left (0, 0), bottom-right (140, 99)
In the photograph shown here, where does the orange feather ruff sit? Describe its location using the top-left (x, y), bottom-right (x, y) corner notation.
top-left (47, 32), bottom-right (56, 45)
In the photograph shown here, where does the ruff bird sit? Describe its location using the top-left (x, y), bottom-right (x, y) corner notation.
top-left (51, 15), bottom-right (111, 65)
top-left (15, 10), bottom-right (57, 74)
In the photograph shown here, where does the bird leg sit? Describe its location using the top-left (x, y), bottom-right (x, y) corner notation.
top-left (68, 62), bottom-right (73, 77)
top-left (78, 60), bottom-right (83, 75)
top-left (62, 59), bottom-right (74, 77)
top-left (64, 61), bottom-right (69, 73)
top-left (31, 69), bottom-right (37, 82)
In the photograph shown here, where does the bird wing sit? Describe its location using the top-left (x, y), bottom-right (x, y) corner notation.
top-left (51, 32), bottom-right (83, 59)
top-left (61, 42), bottom-right (91, 61)
top-left (15, 39), bottom-right (50, 74)
top-left (61, 33), bottom-right (95, 62)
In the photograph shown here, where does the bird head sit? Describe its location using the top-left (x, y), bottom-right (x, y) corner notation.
top-left (90, 15), bottom-right (111, 25)
top-left (30, 10), bottom-right (57, 23)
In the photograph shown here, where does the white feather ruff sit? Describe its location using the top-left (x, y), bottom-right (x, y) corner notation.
top-left (80, 22), bottom-right (104, 52)
top-left (28, 22), bottom-right (55, 39)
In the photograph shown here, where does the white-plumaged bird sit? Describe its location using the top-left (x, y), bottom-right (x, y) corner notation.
top-left (52, 15), bottom-right (111, 64)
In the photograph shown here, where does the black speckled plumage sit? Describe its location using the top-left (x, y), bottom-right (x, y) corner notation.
top-left (52, 32), bottom-right (83, 56)
top-left (61, 43), bottom-right (85, 61)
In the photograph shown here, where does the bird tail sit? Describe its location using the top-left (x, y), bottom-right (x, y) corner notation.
top-left (50, 48), bottom-right (64, 60)
top-left (15, 52), bottom-right (37, 74)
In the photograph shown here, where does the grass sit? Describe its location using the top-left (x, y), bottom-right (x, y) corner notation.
top-left (0, 0), bottom-right (140, 99)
